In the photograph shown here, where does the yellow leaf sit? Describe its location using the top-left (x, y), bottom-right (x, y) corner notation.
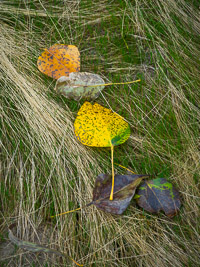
top-left (74, 102), bottom-right (130, 147)
top-left (74, 102), bottom-right (131, 201)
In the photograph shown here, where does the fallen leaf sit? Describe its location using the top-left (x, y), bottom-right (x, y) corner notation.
top-left (37, 44), bottom-right (80, 79)
top-left (55, 72), bottom-right (105, 100)
top-left (89, 173), bottom-right (148, 214)
top-left (74, 102), bottom-right (130, 147)
top-left (135, 178), bottom-right (181, 217)
top-left (8, 229), bottom-right (83, 266)
top-left (74, 102), bottom-right (131, 200)
top-left (8, 229), bottom-right (64, 256)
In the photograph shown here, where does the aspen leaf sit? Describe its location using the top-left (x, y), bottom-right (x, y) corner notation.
top-left (8, 229), bottom-right (64, 256)
top-left (37, 44), bottom-right (80, 79)
top-left (135, 178), bottom-right (181, 217)
top-left (74, 102), bottom-right (131, 147)
top-left (8, 229), bottom-right (83, 266)
top-left (74, 102), bottom-right (131, 200)
top-left (90, 173), bottom-right (148, 214)
top-left (55, 72), bottom-right (105, 100)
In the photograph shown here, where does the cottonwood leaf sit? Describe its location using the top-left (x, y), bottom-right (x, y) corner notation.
top-left (74, 102), bottom-right (131, 147)
top-left (8, 229), bottom-right (64, 256)
top-left (135, 178), bottom-right (181, 217)
top-left (8, 229), bottom-right (83, 266)
top-left (74, 102), bottom-right (131, 200)
top-left (89, 173), bottom-right (149, 214)
top-left (55, 72), bottom-right (105, 101)
top-left (37, 44), bottom-right (80, 79)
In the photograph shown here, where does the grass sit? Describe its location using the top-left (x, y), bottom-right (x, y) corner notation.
top-left (0, 0), bottom-right (200, 266)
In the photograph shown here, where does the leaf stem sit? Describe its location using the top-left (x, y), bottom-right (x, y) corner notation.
top-left (50, 207), bottom-right (81, 218)
top-left (70, 257), bottom-right (84, 266)
top-left (110, 144), bottom-right (115, 201)
top-left (115, 163), bottom-right (135, 174)
top-left (85, 79), bottom-right (141, 88)
top-left (50, 203), bottom-right (93, 218)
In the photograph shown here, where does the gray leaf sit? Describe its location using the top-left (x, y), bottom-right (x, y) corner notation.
top-left (8, 229), bottom-right (63, 257)
top-left (55, 72), bottom-right (105, 101)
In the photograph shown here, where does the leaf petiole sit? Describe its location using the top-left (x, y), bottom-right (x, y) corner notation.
top-left (50, 207), bottom-right (81, 218)
top-left (109, 144), bottom-right (115, 201)
top-left (84, 79), bottom-right (141, 88)
top-left (114, 163), bottom-right (135, 174)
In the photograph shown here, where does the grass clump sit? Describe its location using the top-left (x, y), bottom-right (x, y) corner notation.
top-left (0, 0), bottom-right (200, 266)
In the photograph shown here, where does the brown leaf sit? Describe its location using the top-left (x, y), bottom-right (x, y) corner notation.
top-left (135, 178), bottom-right (181, 217)
top-left (90, 173), bottom-right (149, 215)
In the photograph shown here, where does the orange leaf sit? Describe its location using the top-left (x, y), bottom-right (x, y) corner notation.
top-left (37, 44), bottom-right (80, 79)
